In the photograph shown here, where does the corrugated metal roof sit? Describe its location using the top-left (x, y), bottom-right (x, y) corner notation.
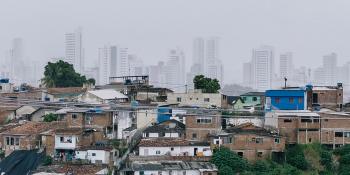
top-left (88, 89), bottom-right (128, 100)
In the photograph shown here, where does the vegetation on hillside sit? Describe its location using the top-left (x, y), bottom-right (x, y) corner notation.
top-left (193, 75), bottom-right (220, 93)
top-left (211, 143), bottom-right (350, 175)
top-left (41, 60), bottom-right (95, 88)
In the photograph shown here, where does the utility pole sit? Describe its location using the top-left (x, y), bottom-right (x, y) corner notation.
top-left (284, 77), bottom-right (287, 89)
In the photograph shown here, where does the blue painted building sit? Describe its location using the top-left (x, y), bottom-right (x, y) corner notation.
top-left (157, 106), bottom-right (172, 123)
top-left (265, 88), bottom-right (307, 111)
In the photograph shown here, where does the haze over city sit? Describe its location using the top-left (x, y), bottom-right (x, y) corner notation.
top-left (1, 0), bottom-right (350, 89)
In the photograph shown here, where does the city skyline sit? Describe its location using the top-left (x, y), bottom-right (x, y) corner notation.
top-left (1, 0), bottom-right (350, 84)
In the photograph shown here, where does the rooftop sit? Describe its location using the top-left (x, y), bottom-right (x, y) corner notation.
top-left (138, 139), bottom-right (209, 147)
top-left (47, 87), bottom-right (87, 95)
top-left (55, 128), bottom-right (83, 135)
top-left (88, 89), bottom-right (128, 100)
top-left (1, 122), bottom-right (56, 135)
top-left (34, 164), bottom-right (105, 175)
top-left (144, 119), bottom-right (185, 134)
top-left (128, 161), bottom-right (217, 171)
top-left (241, 92), bottom-right (265, 96)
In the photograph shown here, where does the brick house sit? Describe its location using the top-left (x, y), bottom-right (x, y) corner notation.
top-left (265, 110), bottom-right (350, 148)
top-left (64, 109), bottom-right (115, 140)
top-left (210, 123), bottom-right (285, 161)
top-left (0, 121), bottom-right (64, 155)
top-left (308, 84), bottom-right (343, 110)
top-left (185, 112), bottom-right (221, 142)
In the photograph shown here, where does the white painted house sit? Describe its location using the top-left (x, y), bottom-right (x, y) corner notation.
top-left (54, 128), bottom-right (83, 150)
top-left (138, 139), bottom-right (212, 157)
top-left (75, 146), bottom-right (115, 164)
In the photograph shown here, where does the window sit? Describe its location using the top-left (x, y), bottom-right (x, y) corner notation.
top-left (156, 150), bottom-right (161, 155)
top-left (190, 98), bottom-right (192, 100)
top-left (284, 119), bottom-right (292, 123)
top-left (72, 114), bottom-right (78, 119)
top-left (222, 137), bottom-right (233, 144)
top-left (253, 97), bottom-right (257, 101)
top-left (242, 97), bottom-right (247, 101)
top-left (255, 138), bottom-right (263, 144)
top-left (345, 132), bottom-right (350, 138)
top-left (192, 133), bottom-right (197, 139)
top-left (92, 153), bottom-right (96, 156)
top-left (6, 137), bottom-right (9, 145)
top-left (325, 119), bottom-right (328, 122)
top-left (301, 118), bottom-right (312, 123)
top-left (275, 97), bottom-right (280, 104)
top-left (196, 117), bottom-right (212, 124)
top-left (335, 132), bottom-right (343, 137)
top-left (204, 98), bottom-right (210, 102)
top-left (313, 119), bottom-right (320, 123)
top-left (257, 152), bottom-right (263, 157)
top-left (298, 97), bottom-right (303, 103)
top-left (274, 138), bottom-right (280, 144)
top-left (10, 138), bottom-right (14, 145)
top-left (309, 138), bottom-right (312, 143)
top-left (176, 97), bottom-right (182, 102)
top-left (15, 138), bottom-right (19, 146)
top-left (238, 152), bottom-right (243, 157)
top-left (289, 97), bottom-right (294, 103)
top-left (60, 137), bottom-right (64, 142)
top-left (171, 147), bottom-right (174, 151)
top-left (140, 171), bottom-right (144, 175)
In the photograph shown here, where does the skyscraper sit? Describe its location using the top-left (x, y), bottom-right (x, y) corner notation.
top-left (243, 62), bottom-right (253, 87)
top-left (110, 46), bottom-right (118, 77)
top-left (118, 48), bottom-right (129, 77)
top-left (65, 28), bottom-right (84, 73)
top-left (165, 48), bottom-right (186, 92)
top-left (128, 54), bottom-right (144, 76)
top-left (323, 53), bottom-right (337, 85)
top-left (205, 37), bottom-right (223, 83)
top-left (252, 45), bottom-right (274, 91)
top-left (192, 37), bottom-right (205, 74)
top-left (98, 46), bottom-right (111, 85)
top-left (279, 52), bottom-right (293, 79)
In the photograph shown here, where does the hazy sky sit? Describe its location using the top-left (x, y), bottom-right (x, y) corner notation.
top-left (1, 0), bottom-right (350, 83)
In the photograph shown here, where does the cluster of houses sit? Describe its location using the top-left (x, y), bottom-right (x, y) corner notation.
top-left (0, 76), bottom-right (350, 175)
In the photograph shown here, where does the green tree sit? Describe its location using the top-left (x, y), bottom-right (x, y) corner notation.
top-left (43, 113), bottom-right (58, 122)
top-left (193, 75), bottom-right (220, 93)
top-left (286, 145), bottom-right (309, 170)
top-left (211, 147), bottom-right (248, 173)
top-left (41, 60), bottom-right (94, 88)
top-left (219, 165), bottom-right (234, 175)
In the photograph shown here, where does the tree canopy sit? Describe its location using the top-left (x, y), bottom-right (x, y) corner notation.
top-left (193, 75), bottom-right (220, 93)
top-left (41, 60), bottom-right (95, 88)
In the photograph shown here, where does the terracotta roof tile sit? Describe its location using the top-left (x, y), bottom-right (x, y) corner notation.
top-left (1, 122), bottom-right (57, 135)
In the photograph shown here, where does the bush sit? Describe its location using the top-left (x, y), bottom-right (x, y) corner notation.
top-left (42, 156), bottom-right (53, 166)
top-left (286, 145), bottom-right (309, 170)
top-left (211, 147), bottom-right (249, 173)
top-left (43, 113), bottom-right (58, 122)
top-left (219, 165), bottom-right (234, 175)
